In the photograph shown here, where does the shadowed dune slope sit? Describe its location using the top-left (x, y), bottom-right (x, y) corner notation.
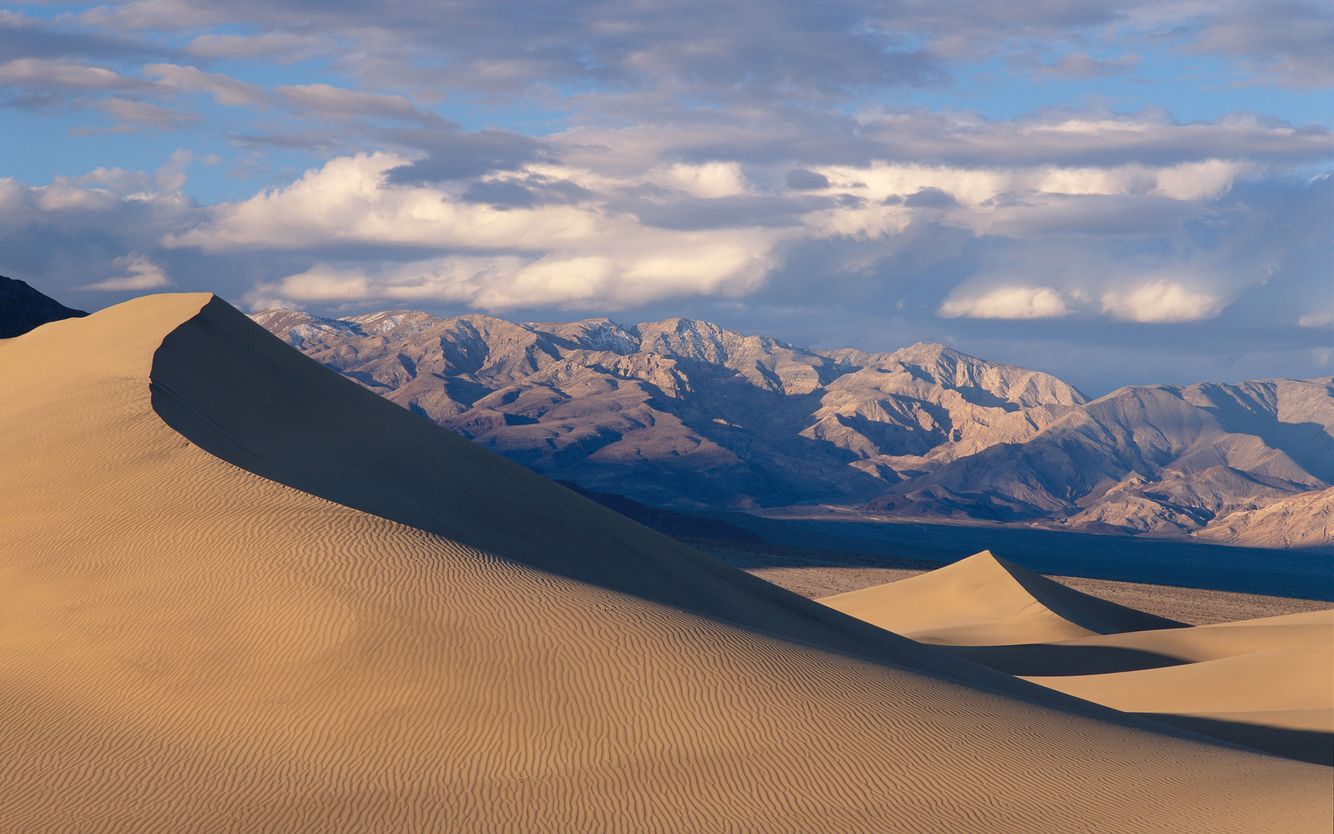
top-left (146, 297), bottom-right (1095, 693)
top-left (958, 609), bottom-right (1334, 675)
top-left (1035, 609), bottom-right (1332, 666)
top-left (0, 293), bottom-right (1329, 832)
top-left (819, 549), bottom-right (1185, 646)
top-left (1022, 610), bottom-right (1334, 765)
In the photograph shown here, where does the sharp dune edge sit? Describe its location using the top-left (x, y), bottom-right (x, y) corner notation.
top-left (0, 294), bottom-right (1328, 833)
top-left (819, 549), bottom-right (1187, 646)
top-left (1022, 610), bottom-right (1334, 765)
top-left (820, 557), bottom-right (1333, 765)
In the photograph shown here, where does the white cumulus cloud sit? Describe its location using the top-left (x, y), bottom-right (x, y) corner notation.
top-left (1100, 279), bottom-right (1221, 323)
top-left (166, 153), bottom-right (601, 252)
top-left (214, 154), bottom-right (780, 311)
top-left (82, 254), bottom-right (171, 291)
top-left (939, 286), bottom-right (1071, 319)
top-left (658, 162), bottom-right (749, 198)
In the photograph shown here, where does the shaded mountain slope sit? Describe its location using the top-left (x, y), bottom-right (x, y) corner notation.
top-left (1, 293), bottom-right (1328, 832)
top-left (870, 379), bottom-right (1334, 541)
top-left (0, 275), bottom-right (85, 338)
top-left (1195, 487), bottom-right (1334, 548)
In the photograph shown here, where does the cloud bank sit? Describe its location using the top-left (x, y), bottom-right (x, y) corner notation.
top-left (1, 2), bottom-right (1331, 392)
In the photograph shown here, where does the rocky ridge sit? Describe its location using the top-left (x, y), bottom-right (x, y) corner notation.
top-left (251, 307), bottom-right (1333, 548)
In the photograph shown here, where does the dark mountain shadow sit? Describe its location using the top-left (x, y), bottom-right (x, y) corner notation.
top-left (630, 358), bottom-right (891, 506)
top-left (0, 276), bottom-right (85, 338)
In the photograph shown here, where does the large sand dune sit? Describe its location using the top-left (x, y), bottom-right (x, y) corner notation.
top-left (1, 294), bottom-right (1329, 832)
top-left (819, 549), bottom-right (1184, 645)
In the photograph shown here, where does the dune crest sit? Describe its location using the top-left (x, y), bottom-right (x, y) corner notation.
top-left (823, 555), bottom-right (1333, 766)
top-left (819, 549), bottom-right (1184, 645)
top-left (1022, 610), bottom-right (1334, 765)
top-left (0, 294), bottom-right (1328, 832)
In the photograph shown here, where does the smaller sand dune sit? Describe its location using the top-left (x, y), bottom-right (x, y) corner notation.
top-left (1024, 610), bottom-right (1334, 765)
top-left (819, 552), bottom-right (1332, 764)
top-left (818, 550), bottom-right (1183, 646)
top-left (1043, 609), bottom-right (1331, 665)
top-left (955, 608), bottom-right (1334, 675)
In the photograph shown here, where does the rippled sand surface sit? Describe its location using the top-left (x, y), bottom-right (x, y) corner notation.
top-left (0, 294), bottom-right (1327, 833)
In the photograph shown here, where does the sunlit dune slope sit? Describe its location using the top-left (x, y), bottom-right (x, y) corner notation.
top-left (950, 607), bottom-right (1334, 676)
top-left (1022, 610), bottom-right (1334, 765)
top-left (819, 549), bottom-right (1184, 645)
top-left (0, 294), bottom-right (1328, 833)
top-left (994, 608), bottom-right (1333, 670)
top-left (822, 556), bottom-right (1333, 766)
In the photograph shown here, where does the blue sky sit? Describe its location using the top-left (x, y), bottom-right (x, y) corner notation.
top-left (1, 1), bottom-right (1332, 392)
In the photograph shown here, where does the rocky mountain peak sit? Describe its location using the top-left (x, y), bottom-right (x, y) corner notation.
top-left (637, 317), bottom-right (747, 363)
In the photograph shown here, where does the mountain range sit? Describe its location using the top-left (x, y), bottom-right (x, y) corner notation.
top-left (251, 307), bottom-right (1333, 548)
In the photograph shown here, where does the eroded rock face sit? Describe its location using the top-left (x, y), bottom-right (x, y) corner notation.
top-left (870, 380), bottom-right (1333, 537)
top-left (1194, 487), bottom-right (1334, 549)
top-left (253, 307), bottom-right (1333, 546)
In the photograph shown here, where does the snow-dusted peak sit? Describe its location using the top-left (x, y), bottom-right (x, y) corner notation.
top-left (635, 317), bottom-right (782, 363)
top-left (529, 317), bottom-right (640, 354)
top-left (341, 310), bottom-right (442, 336)
top-left (249, 308), bottom-right (363, 347)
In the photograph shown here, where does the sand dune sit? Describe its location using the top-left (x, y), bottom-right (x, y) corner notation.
top-left (823, 553), bottom-right (1333, 765)
top-left (1022, 610), bottom-right (1334, 764)
top-left (1, 294), bottom-right (1329, 832)
top-left (819, 549), bottom-right (1184, 645)
top-left (1024, 609), bottom-right (1333, 666)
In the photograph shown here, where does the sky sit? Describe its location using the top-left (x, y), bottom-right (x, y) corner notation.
top-left (1, 1), bottom-right (1332, 394)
